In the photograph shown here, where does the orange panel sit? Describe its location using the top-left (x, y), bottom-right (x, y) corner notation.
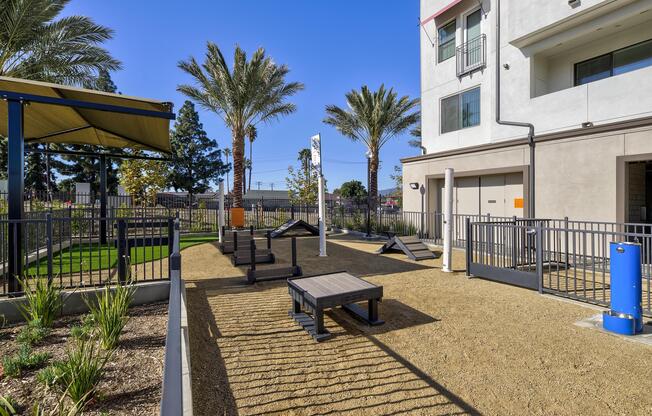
top-left (514, 198), bottom-right (524, 209)
top-left (231, 207), bottom-right (245, 227)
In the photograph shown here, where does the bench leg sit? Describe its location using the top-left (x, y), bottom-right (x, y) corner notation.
top-left (314, 308), bottom-right (325, 335)
top-left (368, 299), bottom-right (379, 322)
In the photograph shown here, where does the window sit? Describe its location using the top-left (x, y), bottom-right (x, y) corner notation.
top-left (438, 20), bottom-right (456, 63)
top-left (441, 87), bottom-right (480, 134)
top-left (575, 39), bottom-right (652, 86)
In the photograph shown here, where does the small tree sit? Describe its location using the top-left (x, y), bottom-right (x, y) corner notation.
top-left (119, 156), bottom-right (168, 206)
top-left (286, 165), bottom-right (318, 205)
top-left (168, 100), bottom-right (227, 194)
top-left (338, 180), bottom-right (367, 205)
top-left (390, 165), bottom-right (403, 206)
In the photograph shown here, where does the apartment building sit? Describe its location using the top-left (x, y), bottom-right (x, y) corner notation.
top-left (403, 0), bottom-right (652, 224)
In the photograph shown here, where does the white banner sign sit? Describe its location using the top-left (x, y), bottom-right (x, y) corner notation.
top-left (310, 134), bottom-right (321, 171)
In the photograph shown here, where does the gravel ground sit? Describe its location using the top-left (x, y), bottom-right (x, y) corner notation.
top-left (0, 302), bottom-right (167, 415)
top-left (183, 234), bottom-right (652, 416)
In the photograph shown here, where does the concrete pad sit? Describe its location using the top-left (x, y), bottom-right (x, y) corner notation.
top-left (575, 314), bottom-right (652, 347)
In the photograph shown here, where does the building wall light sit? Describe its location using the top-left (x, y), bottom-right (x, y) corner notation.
top-left (409, 182), bottom-right (419, 190)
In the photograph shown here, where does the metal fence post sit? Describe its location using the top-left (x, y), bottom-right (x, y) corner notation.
top-left (168, 218), bottom-right (174, 278)
top-left (512, 215), bottom-right (518, 269)
top-left (536, 225), bottom-right (544, 294)
top-left (465, 218), bottom-right (472, 277)
top-left (161, 218), bottom-right (182, 416)
top-left (46, 213), bottom-right (53, 283)
top-left (117, 219), bottom-right (127, 284)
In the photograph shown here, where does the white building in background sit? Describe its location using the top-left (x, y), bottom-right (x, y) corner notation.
top-left (403, 0), bottom-right (652, 224)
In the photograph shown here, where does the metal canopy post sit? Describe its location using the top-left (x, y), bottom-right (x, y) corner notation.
top-left (7, 99), bottom-right (24, 293)
top-left (99, 155), bottom-right (108, 244)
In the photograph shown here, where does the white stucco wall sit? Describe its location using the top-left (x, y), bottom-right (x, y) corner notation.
top-left (419, 0), bottom-right (652, 154)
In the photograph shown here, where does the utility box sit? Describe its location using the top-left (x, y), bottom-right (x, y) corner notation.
top-left (603, 242), bottom-right (644, 335)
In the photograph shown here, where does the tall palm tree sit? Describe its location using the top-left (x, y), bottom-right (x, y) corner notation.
top-left (0, 0), bottom-right (121, 87)
top-left (324, 85), bottom-right (419, 208)
top-left (178, 43), bottom-right (303, 208)
top-left (223, 147), bottom-right (231, 194)
top-left (246, 125), bottom-right (257, 192)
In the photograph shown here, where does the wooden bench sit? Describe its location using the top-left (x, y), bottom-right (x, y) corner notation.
top-left (287, 272), bottom-right (384, 341)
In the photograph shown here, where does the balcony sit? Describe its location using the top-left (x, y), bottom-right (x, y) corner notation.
top-left (456, 34), bottom-right (486, 77)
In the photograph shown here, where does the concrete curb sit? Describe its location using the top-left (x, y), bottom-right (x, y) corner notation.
top-left (0, 281), bottom-right (170, 324)
top-left (180, 280), bottom-right (193, 416)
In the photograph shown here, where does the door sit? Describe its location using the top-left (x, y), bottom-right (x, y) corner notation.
top-left (480, 174), bottom-right (506, 217)
top-left (465, 9), bottom-right (482, 67)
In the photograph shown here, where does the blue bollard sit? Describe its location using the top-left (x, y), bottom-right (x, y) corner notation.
top-left (603, 242), bottom-right (643, 335)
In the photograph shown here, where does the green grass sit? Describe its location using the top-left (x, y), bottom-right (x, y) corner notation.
top-left (26, 235), bottom-right (217, 276)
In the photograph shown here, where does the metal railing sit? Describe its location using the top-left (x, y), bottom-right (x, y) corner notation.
top-left (456, 34), bottom-right (486, 77)
top-left (466, 218), bottom-right (652, 316)
top-left (0, 214), bottom-right (175, 297)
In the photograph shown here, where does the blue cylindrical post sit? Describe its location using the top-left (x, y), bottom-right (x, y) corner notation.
top-left (603, 242), bottom-right (643, 335)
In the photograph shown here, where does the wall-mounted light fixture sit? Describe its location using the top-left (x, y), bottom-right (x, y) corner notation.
top-left (582, 121), bottom-right (594, 128)
top-left (409, 182), bottom-right (419, 190)
top-left (568, 0), bottom-right (581, 8)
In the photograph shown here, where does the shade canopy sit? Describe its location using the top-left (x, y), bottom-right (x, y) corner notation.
top-left (0, 76), bottom-right (174, 153)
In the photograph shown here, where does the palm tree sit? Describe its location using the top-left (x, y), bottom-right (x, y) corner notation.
top-left (297, 148), bottom-right (312, 191)
top-left (246, 125), bottom-right (257, 192)
top-left (324, 85), bottom-right (419, 208)
top-left (178, 43), bottom-right (303, 208)
top-left (223, 147), bottom-right (231, 194)
top-left (0, 0), bottom-right (121, 87)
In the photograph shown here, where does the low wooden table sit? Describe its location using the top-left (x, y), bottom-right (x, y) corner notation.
top-left (288, 272), bottom-right (384, 341)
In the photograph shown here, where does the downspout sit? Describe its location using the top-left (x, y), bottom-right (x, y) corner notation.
top-left (495, 0), bottom-right (536, 218)
top-left (420, 145), bottom-right (427, 155)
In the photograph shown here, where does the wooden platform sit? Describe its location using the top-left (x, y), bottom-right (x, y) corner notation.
top-left (288, 272), bottom-right (384, 341)
top-left (375, 235), bottom-right (436, 261)
top-left (270, 219), bottom-right (319, 238)
top-left (231, 248), bottom-right (275, 266)
top-left (218, 232), bottom-right (254, 254)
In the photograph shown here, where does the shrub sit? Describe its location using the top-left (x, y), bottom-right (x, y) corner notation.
top-left (37, 362), bottom-right (65, 388)
top-left (85, 283), bottom-right (135, 350)
top-left (55, 340), bottom-right (111, 410)
top-left (18, 278), bottom-right (62, 328)
top-left (0, 395), bottom-right (17, 416)
top-left (2, 344), bottom-right (50, 378)
top-left (16, 319), bottom-right (50, 346)
top-left (70, 315), bottom-right (95, 342)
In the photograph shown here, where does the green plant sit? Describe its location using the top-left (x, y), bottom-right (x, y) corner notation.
top-left (55, 340), bottom-right (111, 410)
top-left (0, 395), bottom-right (17, 416)
top-left (2, 344), bottom-right (50, 378)
top-left (85, 283), bottom-right (135, 350)
top-left (17, 319), bottom-right (51, 346)
top-left (18, 278), bottom-right (62, 328)
top-left (37, 362), bottom-right (65, 388)
top-left (70, 315), bottom-right (95, 341)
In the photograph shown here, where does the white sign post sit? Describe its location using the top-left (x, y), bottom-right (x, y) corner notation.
top-left (442, 168), bottom-right (454, 272)
top-left (311, 134), bottom-right (327, 257)
top-left (218, 180), bottom-right (225, 243)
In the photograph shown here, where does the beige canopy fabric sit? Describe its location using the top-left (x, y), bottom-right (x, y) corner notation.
top-left (0, 76), bottom-right (174, 153)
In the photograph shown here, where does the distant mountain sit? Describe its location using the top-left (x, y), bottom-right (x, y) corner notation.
top-left (379, 187), bottom-right (398, 197)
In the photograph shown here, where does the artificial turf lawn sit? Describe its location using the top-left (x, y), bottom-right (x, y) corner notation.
top-left (26, 235), bottom-right (218, 276)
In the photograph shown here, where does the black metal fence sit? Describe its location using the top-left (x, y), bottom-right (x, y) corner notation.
top-left (466, 218), bottom-right (652, 316)
top-left (0, 214), bottom-right (175, 297)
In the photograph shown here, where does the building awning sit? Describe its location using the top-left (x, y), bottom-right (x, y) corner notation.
top-left (421, 0), bottom-right (464, 26)
top-left (0, 76), bottom-right (175, 153)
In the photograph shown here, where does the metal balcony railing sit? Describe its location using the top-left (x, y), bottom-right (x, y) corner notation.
top-left (456, 34), bottom-right (486, 77)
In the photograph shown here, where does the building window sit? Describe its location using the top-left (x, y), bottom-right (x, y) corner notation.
top-left (440, 87), bottom-right (480, 134)
top-left (574, 39), bottom-right (652, 86)
top-left (438, 20), bottom-right (456, 63)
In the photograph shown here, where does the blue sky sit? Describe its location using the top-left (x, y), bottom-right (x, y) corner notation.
top-left (63, 0), bottom-right (421, 191)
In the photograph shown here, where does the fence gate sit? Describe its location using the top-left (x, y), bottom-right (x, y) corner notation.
top-left (466, 220), bottom-right (542, 291)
